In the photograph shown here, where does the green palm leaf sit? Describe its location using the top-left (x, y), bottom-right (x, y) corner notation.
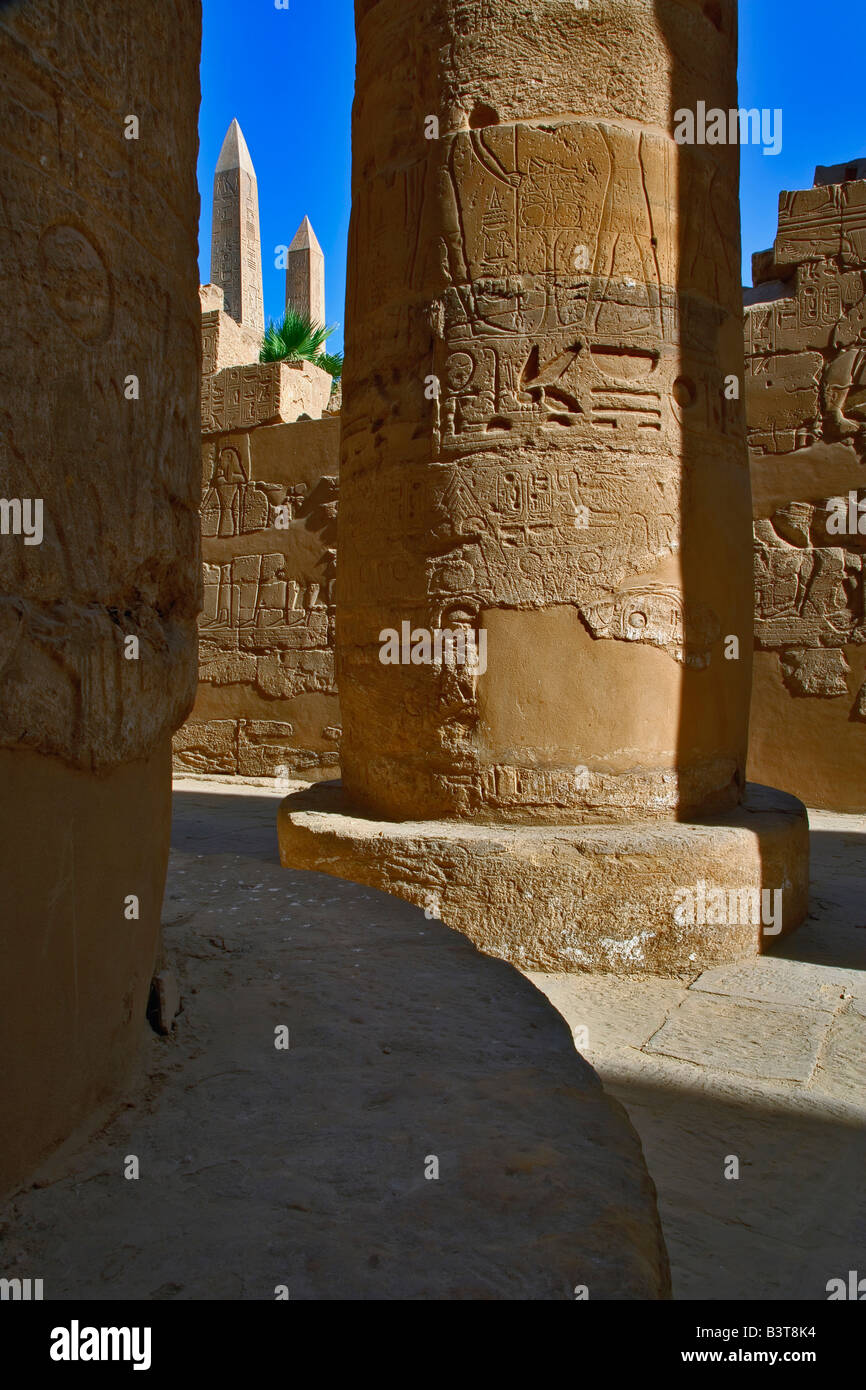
top-left (260, 309), bottom-right (339, 368)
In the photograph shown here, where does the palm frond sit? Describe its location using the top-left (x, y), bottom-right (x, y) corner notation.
top-left (260, 309), bottom-right (338, 365)
top-left (315, 351), bottom-right (344, 380)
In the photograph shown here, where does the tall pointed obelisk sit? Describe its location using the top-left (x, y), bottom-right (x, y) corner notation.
top-left (210, 119), bottom-right (264, 337)
top-left (285, 216), bottom-right (326, 326)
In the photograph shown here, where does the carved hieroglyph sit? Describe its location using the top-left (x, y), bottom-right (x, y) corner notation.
top-left (211, 119), bottom-right (264, 338)
top-left (201, 360), bottom-right (333, 435)
top-left (279, 0), bottom-right (809, 974)
top-left (337, 0), bottom-right (752, 823)
top-left (285, 216), bottom-right (326, 327)
top-left (174, 416), bottom-right (341, 780)
top-left (0, 2), bottom-right (201, 772)
top-left (745, 164), bottom-right (866, 811)
top-left (0, 0), bottom-right (201, 1196)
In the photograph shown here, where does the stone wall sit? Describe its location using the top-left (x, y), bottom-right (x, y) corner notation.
top-left (0, 0), bottom-right (202, 1195)
top-left (200, 284), bottom-right (262, 375)
top-left (745, 167), bottom-right (866, 811)
top-left (173, 380), bottom-right (341, 781)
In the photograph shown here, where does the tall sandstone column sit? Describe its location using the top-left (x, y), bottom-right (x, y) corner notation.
top-left (341, 0), bottom-right (758, 822)
top-left (279, 0), bottom-right (809, 973)
top-left (0, 0), bottom-right (201, 1195)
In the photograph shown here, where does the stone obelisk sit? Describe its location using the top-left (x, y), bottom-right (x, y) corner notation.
top-left (279, 0), bottom-right (809, 974)
top-left (285, 216), bottom-right (326, 326)
top-left (210, 119), bottom-right (264, 337)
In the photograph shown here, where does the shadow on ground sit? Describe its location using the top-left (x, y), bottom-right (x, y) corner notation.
top-left (0, 785), bottom-right (668, 1301)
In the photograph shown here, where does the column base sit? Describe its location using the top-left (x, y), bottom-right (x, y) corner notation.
top-left (277, 783), bottom-right (809, 976)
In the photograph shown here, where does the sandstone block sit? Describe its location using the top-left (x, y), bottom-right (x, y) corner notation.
top-left (278, 782), bottom-right (810, 977)
top-left (201, 361), bottom-right (333, 435)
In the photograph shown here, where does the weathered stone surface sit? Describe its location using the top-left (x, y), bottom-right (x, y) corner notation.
top-left (174, 416), bottom-right (341, 781)
top-left (774, 180), bottom-right (866, 270)
top-left (4, 784), bottom-right (671, 1300)
top-left (0, 21), bottom-right (201, 770)
top-left (210, 119), bottom-right (264, 337)
top-left (529, 814), bottom-right (866, 1300)
top-left (285, 216), bottom-right (326, 327)
top-left (809, 1008), bottom-right (866, 1106)
top-left (201, 304), bottom-right (262, 377)
top-left (0, 0), bottom-right (201, 1196)
top-left (643, 994), bottom-right (830, 1083)
top-left (690, 957), bottom-right (854, 1012)
top-left (780, 647), bottom-right (851, 699)
top-left (201, 360), bottom-right (332, 435)
top-left (335, 0), bottom-right (752, 827)
top-left (816, 157), bottom-right (866, 188)
top-left (148, 969), bottom-right (181, 1036)
top-left (745, 162), bottom-right (866, 811)
top-left (278, 782), bottom-right (810, 976)
top-left (277, 0), bottom-right (808, 974)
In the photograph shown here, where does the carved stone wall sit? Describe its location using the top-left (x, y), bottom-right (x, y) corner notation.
top-left (337, 0), bottom-right (752, 824)
top-left (746, 166), bottom-right (866, 811)
top-left (201, 360), bottom-right (332, 435)
top-left (174, 414), bottom-right (341, 780)
top-left (0, 0), bottom-right (201, 1195)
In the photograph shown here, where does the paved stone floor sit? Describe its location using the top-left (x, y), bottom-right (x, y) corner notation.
top-left (4, 783), bottom-right (863, 1300)
top-left (1, 780), bottom-right (668, 1301)
top-left (528, 810), bottom-right (866, 1299)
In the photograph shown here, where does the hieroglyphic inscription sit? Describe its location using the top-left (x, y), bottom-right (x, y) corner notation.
top-left (173, 417), bottom-right (341, 780)
top-left (201, 362), bottom-right (333, 435)
top-left (210, 121), bottom-right (265, 336)
top-left (746, 165), bottom-right (866, 722)
top-left (337, 0), bottom-right (750, 822)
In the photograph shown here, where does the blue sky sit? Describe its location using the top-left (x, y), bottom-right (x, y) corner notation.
top-left (198, 0), bottom-right (356, 355)
top-left (198, 0), bottom-right (866, 355)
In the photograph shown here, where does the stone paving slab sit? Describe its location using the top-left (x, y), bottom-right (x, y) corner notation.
top-left (529, 809), bottom-right (866, 1298)
top-left (690, 957), bottom-right (851, 1012)
top-left (525, 974), bottom-right (689, 1054)
top-left (808, 1008), bottom-right (866, 1108)
top-left (643, 994), bottom-right (831, 1083)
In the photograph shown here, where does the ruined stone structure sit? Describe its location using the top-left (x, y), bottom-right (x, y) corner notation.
top-left (174, 129), bottom-right (339, 781)
top-left (286, 216), bottom-right (326, 327)
top-left (746, 164), bottom-right (866, 812)
top-left (0, 1), bottom-right (201, 1195)
top-left (279, 0), bottom-right (809, 975)
top-left (210, 119), bottom-right (264, 338)
top-left (173, 403), bottom-right (341, 780)
top-left (200, 283), bottom-right (261, 375)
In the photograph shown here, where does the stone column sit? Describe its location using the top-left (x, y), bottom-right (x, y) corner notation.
top-left (0, 0), bottom-right (201, 1195)
top-left (285, 216), bottom-right (326, 327)
top-left (211, 119), bottom-right (264, 337)
top-left (279, 0), bottom-right (809, 974)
